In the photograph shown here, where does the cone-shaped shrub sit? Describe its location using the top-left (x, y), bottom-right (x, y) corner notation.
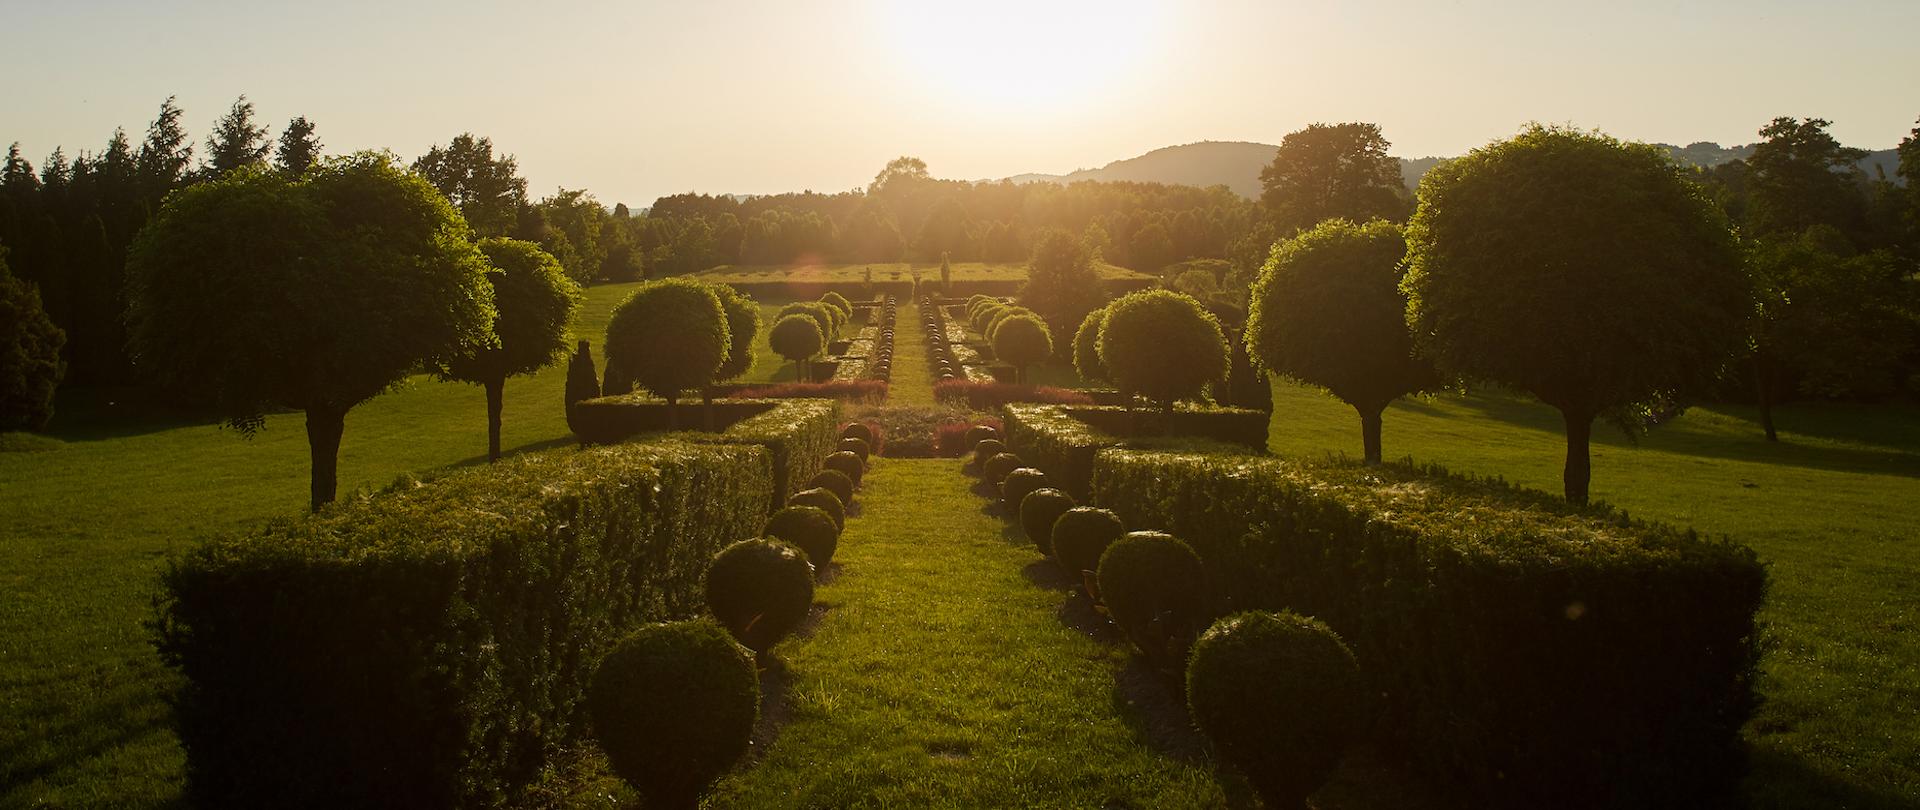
top-left (807, 469), bottom-right (853, 506)
top-left (840, 422), bottom-right (874, 444)
top-left (765, 505), bottom-right (839, 568)
top-left (1020, 488), bottom-right (1077, 553)
top-left (1187, 611), bottom-right (1362, 810)
top-left (1052, 507), bottom-right (1125, 581)
top-left (823, 450), bottom-right (864, 487)
top-left (705, 539), bottom-right (815, 654)
top-left (982, 452), bottom-right (1023, 485)
top-left (788, 487), bottom-right (845, 532)
top-left (1000, 467), bottom-right (1049, 512)
top-left (971, 438), bottom-right (1006, 470)
top-left (1098, 531), bottom-right (1210, 670)
top-left (587, 620), bottom-right (757, 810)
top-left (837, 437), bottom-right (871, 462)
top-left (964, 424), bottom-right (999, 448)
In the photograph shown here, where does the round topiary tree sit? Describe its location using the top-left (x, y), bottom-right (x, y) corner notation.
top-left (992, 314), bottom-right (1053, 384)
top-left (985, 305), bottom-right (1034, 344)
top-left (587, 620), bottom-right (757, 810)
top-left (807, 468), bottom-right (854, 506)
top-left (436, 237), bottom-right (582, 462)
top-left (1098, 290), bottom-right (1228, 414)
top-left (779, 301), bottom-right (836, 344)
top-left (1020, 488), bottom-right (1077, 553)
top-left (788, 487), bottom-right (846, 532)
top-left (605, 278), bottom-right (730, 428)
top-left (765, 505), bottom-right (839, 568)
top-left (0, 248), bottom-right (67, 432)
top-left (963, 424), bottom-right (999, 448)
top-left (769, 314), bottom-right (825, 379)
top-left (706, 281), bottom-right (762, 406)
top-left (971, 438), bottom-right (1006, 470)
top-left (563, 340), bottom-right (600, 439)
top-left (1187, 611), bottom-right (1363, 810)
top-left (971, 303), bottom-right (1004, 334)
top-left (1072, 307), bottom-right (1108, 385)
top-left (819, 291), bottom-right (853, 323)
top-left (705, 538), bottom-right (816, 654)
top-left (1404, 125), bottom-right (1751, 504)
top-left (1247, 219), bottom-right (1437, 465)
top-left (1097, 531), bottom-right (1210, 672)
top-left (999, 467), bottom-right (1049, 512)
top-left (1052, 507), bottom-right (1126, 583)
top-left (823, 450), bottom-right (864, 487)
top-left (837, 436), bottom-right (871, 462)
top-left (982, 452), bottom-right (1023, 485)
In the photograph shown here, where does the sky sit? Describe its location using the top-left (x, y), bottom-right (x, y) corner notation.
top-left (4, 0), bottom-right (1917, 207)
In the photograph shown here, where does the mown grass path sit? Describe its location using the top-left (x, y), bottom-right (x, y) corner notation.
top-left (885, 300), bottom-right (935, 406)
top-left (709, 458), bottom-right (1228, 807)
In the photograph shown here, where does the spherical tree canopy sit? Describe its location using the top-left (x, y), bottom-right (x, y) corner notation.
top-left (705, 538), bottom-right (815, 653)
top-left (1072, 308), bottom-right (1108, 384)
top-left (604, 278), bottom-right (730, 402)
top-left (971, 303), bottom-right (1004, 333)
top-left (587, 620), bottom-right (757, 809)
top-left (1403, 125), bottom-right (1750, 415)
top-left (1019, 488), bottom-right (1077, 553)
top-left (1097, 290), bottom-right (1227, 409)
top-left (709, 282), bottom-right (762, 382)
top-left (440, 237), bottom-right (580, 384)
top-left (1187, 611), bottom-right (1363, 809)
top-left (769, 314), bottom-right (825, 364)
top-left (0, 250), bottom-right (67, 432)
top-left (1098, 531), bottom-right (1210, 664)
top-left (985, 306), bottom-right (1033, 343)
top-left (1052, 507), bottom-right (1125, 577)
top-left (819, 291), bottom-right (853, 321)
top-left (840, 422), bottom-right (875, 444)
top-left (1246, 219), bottom-right (1435, 411)
top-left (765, 505), bottom-right (840, 568)
top-left (992, 314), bottom-right (1053, 371)
top-left (779, 301), bottom-right (835, 343)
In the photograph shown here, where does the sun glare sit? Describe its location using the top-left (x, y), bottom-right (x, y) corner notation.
top-left (880, 0), bottom-right (1165, 112)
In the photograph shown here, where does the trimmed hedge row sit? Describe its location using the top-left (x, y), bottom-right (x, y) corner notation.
top-left (573, 396), bottom-right (840, 507)
top-left (709, 276), bottom-right (1156, 302)
top-left (154, 440), bottom-right (775, 808)
top-left (1001, 403), bottom-right (1267, 499)
top-left (1089, 450), bottom-right (1767, 810)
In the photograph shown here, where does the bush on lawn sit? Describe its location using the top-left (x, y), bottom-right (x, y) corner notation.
top-left (1097, 289), bottom-right (1227, 412)
top-left (964, 423), bottom-right (999, 447)
top-left (999, 467), bottom-right (1050, 512)
top-left (705, 539), bottom-right (816, 654)
top-left (1051, 507), bottom-right (1125, 586)
top-left (824, 450), bottom-right (864, 487)
top-left (587, 620), bottom-right (758, 810)
top-left (764, 505), bottom-right (839, 568)
top-left (837, 436), bottom-right (871, 462)
top-left (806, 469), bottom-right (853, 506)
top-left (971, 438), bottom-right (1006, 470)
top-left (1020, 488), bottom-right (1077, 553)
top-left (788, 487), bottom-right (845, 532)
top-left (840, 422), bottom-right (875, 444)
top-left (982, 452), bottom-right (1023, 485)
top-left (1096, 531), bottom-right (1211, 673)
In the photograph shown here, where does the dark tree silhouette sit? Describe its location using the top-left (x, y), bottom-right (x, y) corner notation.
top-left (0, 246), bottom-right (67, 431)
top-left (274, 116), bottom-right (322, 177)
top-left (412, 133), bottom-right (528, 237)
top-left (1259, 122), bottom-right (1410, 235)
top-left (436, 238), bottom-right (580, 461)
top-left (202, 96), bottom-right (271, 178)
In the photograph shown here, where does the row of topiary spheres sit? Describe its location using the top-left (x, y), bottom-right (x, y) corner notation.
top-left (768, 291), bottom-right (853, 380)
top-left (961, 426), bottom-right (1360, 809)
top-left (583, 421), bottom-right (874, 809)
top-left (964, 294), bottom-right (1055, 384)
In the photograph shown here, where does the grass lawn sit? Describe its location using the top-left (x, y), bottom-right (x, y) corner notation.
top-left (695, 261), bottom-right (1152, 285)
top-left (1264, 379), bottom-right (1920, 809)
top-left (887, 302), bottom-right (935, 406)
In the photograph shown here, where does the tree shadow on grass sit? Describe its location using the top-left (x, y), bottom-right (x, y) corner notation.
top-left (1744, 747), bottom-right (1920, 810)
top-left (449, 436), bottom-right (579, 469)
top-left (742, 656), bottom-right (793, 768)
top-left (0, 663), bottom-right (184, 809)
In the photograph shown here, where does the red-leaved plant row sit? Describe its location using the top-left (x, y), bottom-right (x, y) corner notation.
top-left (932, 380), bottom-right (1095, 410)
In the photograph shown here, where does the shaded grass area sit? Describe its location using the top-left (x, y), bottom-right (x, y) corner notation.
top-left (1265, 379), bottom-right (1920, 809)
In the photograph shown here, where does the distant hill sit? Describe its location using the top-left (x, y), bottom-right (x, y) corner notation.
top-left (1003, 140), bottom-right (1902, 198)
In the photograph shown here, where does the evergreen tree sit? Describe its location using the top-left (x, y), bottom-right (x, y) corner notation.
top-left (412, 133), bottom-right (528, 237)
top-left (135, 96), bottom-right (193, 201)
top-left (275, 116), bottom-right (322, 176)
top-left (202, 95), bottom-right (272, 178)
top-left (0, 245), bottom-right (67, 431)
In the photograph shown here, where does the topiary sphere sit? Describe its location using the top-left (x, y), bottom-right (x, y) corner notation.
top-left (999, 467), bottom-right (1050, 512)
top-left (1097, 289), bottom-right (1227, 411)
top-left (788, 487), bottom-right (845, 532)
top-left (777, 301), bottom-right (836, 343)
top-left (1019, 488), bottom-right (1077, 553)
top-left (1073, 307), bottom-right (1109, 384)
top-left (840, 422), bottom-right (874, 444)
top-left (964, 424), bottom-right (999, 447)
top-left (587, 620), bottom-right (757, 810)
top-left (1097, 531), bottom-right (1210, 666)
top-left (971, 438), bottom-right (1006, 470)
top-left (807, 468), bottom-right (854, 506)
top-left (604, 279), bottom-right (730, 405)
top-left (982, 452), bottom-right (1024, 485)
top-left (765, 505), bottom-right (839, 568)
top-left (768, 314), bottom-right (824, 365)
top-left (705, 538), bottom-right (815, 653)
top-left (824, 450), bottom-right (864, 487)
top-left (1052, 507), bottom-right (1126, 579)
top-left (1187, 611), bottom-right (1363, 810)
top-left (819, 291), bottom-right (853, 320)
top-left (838, 436), bottom-right (871, 462)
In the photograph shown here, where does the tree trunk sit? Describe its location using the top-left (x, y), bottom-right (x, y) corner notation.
top-left (1358, 404), bottom-right (1384, 465)
top-left (305, 405), bottom-right (346, 513)
top-left (1561, 407), bottom-right (1594, 505)
top-left (1752, 355), bottom-right (1779, 443)
top-left (485, 377), bottom-right (505, 462)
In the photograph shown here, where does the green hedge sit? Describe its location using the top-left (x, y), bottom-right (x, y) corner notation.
top-left (153, 440), bottom-right (773, 808)
top-left (1001, 403), bottom-right (1267, 500)
top-left (573, 396), bottom-right (839, 508)
top-left (1090, 451), bottom-right (1767, 809)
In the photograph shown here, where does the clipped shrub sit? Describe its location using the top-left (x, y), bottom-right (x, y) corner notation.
top-left (837, 436), bottom-right (871, 462)
top-left (768, 314), bottom-right (825, 368)
top-left (705, 539), bottom-right (816, 654)
top-left (823, 450), bottom-right (864, 487)
top-left (1019, 488), bottom-right (1077, 553)
top-left (572, 398), bottom-right (839, 509)
top-left (588, 620), bottom-right (758, 810)
top-left (726, 380), bottom-right (885, 403)
top-left (562, 340), bottom-right (599, 438)
top-left (764, 505), bottom-right (839, 568)
top-left (1187, 611), bottom-right (1362, 810)
top-left (963, 424), bottom-right (999, 447)
top-left (999, 467), bottom-right (1050, 512)
top-left (1001, 403), bottom-right (1267, 499)
top-left (1097, 289), bottom-right (1227, 411)
top-left (788, 487), bottom-right (845, 532)
top-left (840, 422), bottom-right (875, 444)
top-left (982, 452), bottom-right (1023, 485)
top-left (807, 468), bottom-right (854, 506)
top-left (1073, 308), bottom-right (1108, 384)
top-left (1051, 507), bottom-right (1125, 581)
top-left (933, 380), bottom-right (1095, 410)
top-left (604, 278), bottom-right (730, 415)
top-left (971, 438), bottom-right (1006, 469)
top-left (778, 301), bottom-right (836, 343)
top-left (819, 291), bottom-right (853, 320)
top-left (1097, 531), bottom-right (1211, 672)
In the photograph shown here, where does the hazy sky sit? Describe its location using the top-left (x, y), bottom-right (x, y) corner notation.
top-left (5, 0), bottom-right (1916, 206)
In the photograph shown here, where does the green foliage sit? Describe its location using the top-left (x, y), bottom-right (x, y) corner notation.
top-left (1096, 531), bottom-right (1210, 670)
top-left (1260, 122), bottom-right (1410, 234)
top-left (838, 436), bottom-right (871, 462)
top-left (991, 314), bottom-right (1053, 380)
top-left (604, 278), bottom-right (730, 409)
top-left (201, 96), bottom-right (271, 178)
top-left (963, 424), bottom-right (998, 448)
top-left (820, 291), bottom-right (853, 321)
top-left (411, 133), bottom-right (527, 238)
top-left (1002, 403), bottom-right (1268, 499)
top-left (273, 116), bottom-right (321, 177)
top-left (1050, 506), bottom-right (1125, 579)
top-left (1072, 308), bottom-right (1109, 384)
top-left (998, 467), bottom-right (1049, 511)
top-left (709, 282), bottom-right (762, 383)
top-left (1019, 227), bottom-right (1108, 344)
top-left (1097, 289), bottom-right (1227, 410)
top-left (1092, 449), bottom-right (1766, 809)
top-left (765, 505), bottom-right (839, 568)
top-left (971, 438), bottom-right (1006, 469)
top-left (1405, 125), bottom-right (1751, 502)
top-left (788, 487), bottom-right (846, 532)
top-left (706, 539), bottom-right (816, 653)
top-left (824, 450), bottom-right (864, 487)
top-left (1747, 230), bottom-right (1918, 400)
top-left (807, 468), bottom-right (854, 507)
top-left (769, 313), bottom-right (825, 365)
top-left (1187, 611), bottom-right (1363, 809)
top-left (840, 422), bottom-right (875, 444)
top-left (0, 249), bottom-right (66, 431)
top-left (437, 237), bottom-right (581, 459)
top-left (780, 301), bottom-right (837, 343)
top-left (1745, 117), bottom-right (1870, 241)
top-left (587, 620), bottom-right (758, 809)
top-left (982, 451), bottom-right (1023, 485)
top-left (1019, 487), bottom-right (1076, 553)
top-left (154, 439), bottom-right (770, 807)
top-left (570, 398), bottom-right (838, 507)
top-left (563, 341), bottom-right (601, 435)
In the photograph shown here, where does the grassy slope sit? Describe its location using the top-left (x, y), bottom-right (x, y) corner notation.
top-left (1264, 379), bottom-right (1920, 808)
top-left (708, 458), bottom-right (1227, 808)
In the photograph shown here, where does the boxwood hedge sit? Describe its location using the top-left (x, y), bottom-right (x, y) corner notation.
top-left (1089, 450), bottom-right (1767, 809)
top-left (153, 439), bottom-right (773, 808)
top-left (1002, 403), bottom-right (1266, 500)
top-left (574, 396), bottom-right (839, 508)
